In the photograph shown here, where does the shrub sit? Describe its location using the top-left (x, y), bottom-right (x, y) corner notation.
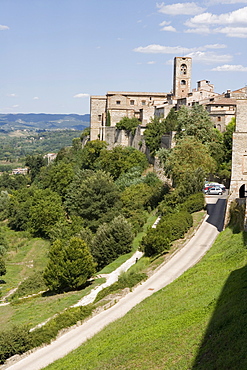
top-left (11, 271), bottom-right (47, 299)
top-left (140, 227), bottom-right (171, 257)
top-left (179, 192), bottom-right (205, 213)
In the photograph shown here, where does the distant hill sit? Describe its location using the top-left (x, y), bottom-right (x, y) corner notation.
top-left (0, 113), bottom-right (90, 131)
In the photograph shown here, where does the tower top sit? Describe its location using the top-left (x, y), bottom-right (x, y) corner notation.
top-left (173, 57), bottom-right (192, 98)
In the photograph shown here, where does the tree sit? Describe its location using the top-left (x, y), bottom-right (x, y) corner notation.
top-left (65, 170), bottom-right (121, 231)
top-left (223, 117), bottom-right (236, 163)
top-left (91, 215), bottom-right (134, 269)
top-left (176, 104), bottom-right (218, 145)
top-left (8, 187), bottom-right (66, 238)
top-left (116, 117), bottom-right (140, 134)
top-left (25, 154), bottom-right (47, 182)
top-left (144, 116), bottom-right (167, 155)
top-left (163, 136), bottom-right (216, 186)
top-left (164, 107), bottom-right (178, 132)
top-left (0, 257), bottom-right (6, 276)
top-left (35, 162), bottom-right (75, 199)
top-left (43, 237), bottom-right (96, 292)
top-left (98, 146), bottom-right (148, 180)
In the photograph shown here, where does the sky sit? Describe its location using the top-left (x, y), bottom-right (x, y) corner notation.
top-left (1, 0), bottom-right (247, 115)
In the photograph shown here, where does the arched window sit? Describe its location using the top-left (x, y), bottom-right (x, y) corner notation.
top-left (181, 80), bottom-right (186, 85)
top-left (239, 184), bottom-right (245, 198)
top-left (180, 64), bottom-right (187, 75)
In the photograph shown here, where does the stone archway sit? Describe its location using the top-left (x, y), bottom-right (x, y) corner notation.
top-left (239, 184), bottom-right (246, 198)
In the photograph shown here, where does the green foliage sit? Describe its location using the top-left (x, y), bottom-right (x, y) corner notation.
top-left (0, 173), bottom-right (30, 192)
top-left (140, 227), bottom-right (171, 257)
top-left (25, 154), bottom-right (47, 182)
top-left (0, 257), bottom-right (6, 276)
top-left (106, 111), bottom-right (111, 126)
top-left (91, 215), bottom-right (134, 270)
top-left (141, 210), bottom-right (193, 257)
top-left (164, 107), bottom-right (178, 132)
top-left (35, 161), bottom-right (75, 199)
top-left (98, 146), bottom-right (148, 180)
top-left (80, 140), bottom-right (108, 170)
top-left (0, 325), bottom-right (33, 364)
top-left (8, 188), bottom-right (66, 238)
top-left (179, 192), bottom-right (205, 214)
top-left (228, 200), bottom-right (245, 233)
top-left (11, 271), bottom-right (47, 299)
top-left (115, 166), bottom-right (143, 191)
top-left (65, 170), bottom-right (121, 231)
top-left (164, 136), bottom-right (216, 186)
top-left (80, 127), bottom-right (90, 139)
top-left (44, 237), bottom-right (96, 292)
top-left (144, 116), bottom-right (167, 155)
top-left (116, 117), bottom-right (140, 134)
top-left (223, 117), bottom-right (235, 163)
top-left (0, 305), bottom-right (94, 364)
top-left (94, 271), bottom-right (147, 303)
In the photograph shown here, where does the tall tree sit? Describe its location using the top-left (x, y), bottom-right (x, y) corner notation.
top-left (43, 237), bottom-right (95, 292)
top-left (65, 170), bottom-right (121, 231)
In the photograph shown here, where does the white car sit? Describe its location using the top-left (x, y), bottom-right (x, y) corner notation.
top-left (205, 187), bottom-right (223, 195)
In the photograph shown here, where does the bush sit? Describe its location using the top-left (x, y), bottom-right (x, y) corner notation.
top-left (11, 271), bottom-right (47, 299)
top-left (179, 192), bottom-right (205, 213)
top-left (0, 305), bottom-right (94, 364)
top-left (94, 271), bottom-right (147, 303)
top-left (140, 227), bottom-right (171, 257)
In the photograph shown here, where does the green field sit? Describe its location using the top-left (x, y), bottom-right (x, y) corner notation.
top-left (44, 227), bottom-right (247, 370)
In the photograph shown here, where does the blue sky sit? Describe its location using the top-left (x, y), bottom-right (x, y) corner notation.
top-left (1, 0), bottom-right (247, 114)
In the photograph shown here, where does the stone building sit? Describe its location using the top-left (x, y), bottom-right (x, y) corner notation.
top-left (90, 56), bottom-right (241, 146)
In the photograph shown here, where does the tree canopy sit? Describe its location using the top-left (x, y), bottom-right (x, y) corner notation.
top-left (43, 237), bottom-right (96, 292)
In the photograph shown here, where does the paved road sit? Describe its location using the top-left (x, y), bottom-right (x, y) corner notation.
top-left (4, 194), bottom-right (227, 370)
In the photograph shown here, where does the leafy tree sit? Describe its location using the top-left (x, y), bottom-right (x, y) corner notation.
top-left (144, 116), bottom-right (167, 155)
top-left (65, 170), bottom-right (121, 231)
top-left (25, 154), bottom-right (47, 182)
top-left (43, 237), bottom-right (96, 292)
top-left (98, 146), bottom-right (148, 180)
top-left (163, 136), bottom-right (216, 186)
top-left (91, 215), bottom-right (134, 269)
top-left (80, 140), bottom-right (107, 170)
top-left (106, 111), bottom-right (111, 126)
top-left (176, 104), bottom-right (218, 146)
top-left (223, 117), bottom-right (236, 163)
top-left (28, 189), bottom-right (66, 238)
top-left (116, 117), bottom-right (140, 134)
top-left (164, 107), bottom-right (178, 132)
top-left (35, 162), bottom-right (75, 199)
top-left (8, 187), bottom-right (65, 238)
top-left (0, 257), bottom-right (6, 276)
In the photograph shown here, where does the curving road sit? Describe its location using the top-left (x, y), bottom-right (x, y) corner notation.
top-left (4, 194), bottom-right (227, 370)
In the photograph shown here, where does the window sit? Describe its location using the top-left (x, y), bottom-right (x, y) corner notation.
top-left (98, 115), bottom-right (102, 121)
top-left (217, 116), bottom-right (221, 122)
top-left (180, 64), bottom-right (187, 75)
top-left (181, 80), bottom-right (186, 85)
top-left (130, 100), bottom-right (135, 105)
top-left (142, 100), bottom-right (146, 105)
top-left (116, 101), bottom-right (121, 105)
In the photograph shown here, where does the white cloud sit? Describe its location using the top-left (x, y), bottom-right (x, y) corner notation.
top-left (7, 93), bottom-right (17, 97)
top-left (186, 51), bottom-right (232, 63)
top-left (215, 26), bottom-right (247, 37)
top-left (161, 25), bottom-right (177, 32)
top-left (147, 61), bottom-right (156, 64)
top-left (159, 21), bottom-right (171, 26)
top-left (211, 64), bottom-right (247, 71)
top-left (0, 25), bottom-right (9, 30)
top-left (185, 6), bottom-right (247, 27)
top-left (157, 2), bottom-right (205, 15)
top-left (133, 44), bottom-right (193, 54)
top-left (133, 44), bottom-right (232, 65)
top-left (73, 93), bottom-right (90, 98)
top-left (207, 0), bottom-right (247, 4)
top-left (33, 97), bottom-right (39, 100)
top-left (12, 105), bottom-right (19, 108)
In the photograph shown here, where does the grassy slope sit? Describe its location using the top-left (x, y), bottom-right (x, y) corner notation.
top-left (44, 228), bottom-right (247, 370)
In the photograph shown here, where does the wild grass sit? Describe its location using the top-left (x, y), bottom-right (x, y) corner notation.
top-left (44, 228), bottom-right (247, 370)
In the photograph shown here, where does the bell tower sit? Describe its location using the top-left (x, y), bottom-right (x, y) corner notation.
top-left (173, 57), bottom-right (192, 98)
